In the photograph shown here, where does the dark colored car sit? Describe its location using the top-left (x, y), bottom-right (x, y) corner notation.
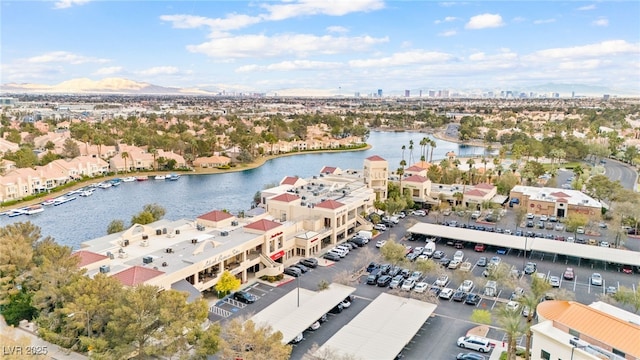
top-left (457, 353), bottom-right (486, 360)
top-left (324, 252), bottom-right (341, 262)
top-left (476, 257), bottom-right (487, 267)
top-left (367, 262), bottom-right (379, 272)
top-left (283, 267), bottom-right (302, 277)
top-left (524, 262), bottom-right (537, 275)
top-left (388, 266), bottom-right (401, 277)
top-left (291, 263), bottom-right (309, 273)
top-left (465, 293), bottom-right (481, 306)
top-left (452, 290), bottom-right (467, 302)
top-left (400, 268), bottom-right (411, 279)
top-left (299, 258), bottom-right (318, 268)
top-left (377, 275), bottom-right (393, 287)
top-left (233, 291), bottom-right (257, 304)
top-left (439, 257), bottom-right (452, 267)
top-left (380, 263), bottom-right (392, 274)
top-left (329, 303), bottom-right (343, 314)
top-left (433, 250), bottom-right (445, 259)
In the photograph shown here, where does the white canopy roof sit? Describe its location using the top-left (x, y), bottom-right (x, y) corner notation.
top-left (315, 293), bottom-right (437, 359)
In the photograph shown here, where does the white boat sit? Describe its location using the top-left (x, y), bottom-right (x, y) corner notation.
top-left (8, 208), bottom-right (28, 217)
top-left (155, 175), bottom-right (166, 180)
top-left (25, 205), bottom-right (44, 215)
top-left (79, 189), bottom-right (95, 197)
top-left (167, 173), bottom-right (180, 181)
top-left (97, 182), bottom-right (112, 189)
top-left (42, 198), bottom-right (56, 206)
top-left (53, 196), bottom-right (76, 206)
top-left (122, 176), bottom-right (136, 182)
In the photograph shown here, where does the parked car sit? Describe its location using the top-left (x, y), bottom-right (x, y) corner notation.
top-left (506, 301), bottom-right (520, 312)
top-left (324, 252), bottom-right (341, 262)
top-left (452, 290), bottom-right (467, 302)
top-left (474, 243), bottom-right (486, 252)
top-left (401, 278), bottom-right (416, 291)
top-left (409, 271), bottom-right (423, 282)
top-left (460, 262), bottom-right (472, 272)
top-left (413, 282), bottom-right (429, 293)
top-left (476, 257), bottom-right (488, 267)
top-left (524, 262), bottom-right (537, 275)
top-left (374, 223), bottom-right (387, 231)
top-left (329, 303), bottom-right (343, 314)
top-left (457, 336), bottom-right (491, 353)
top-left (308, 321), bottom-right (320, 331)
top-left (457, 352), bottom-right (486, 360)
top-left (459, 280), bottom-right (474, 292)
top-left (376, 239), bottom-right (387, 248)
top-left (576, 226), bottom-right (585, 234)
top-left (389, 275), bottom-right (405, 289)
top-left (606, 286), bottom-right (618, 295)
top-left (549, 276), bottom-right (561, 287)
top-left (299, 258), bottom-right (318, 268)
top-left (622, 265), bottom-right (633, 274)
top-left (412, 209), bottom-right (427, 216)
top-left (341, 297), bottom-right (352, 308)
top-left (591, 273), bottom-right (603, 286)
top-left (366, 262), bottom-right (379, 272)
top-left (283, 267), bottom-right (302, 277)
top-left (377, 275), bottom-right (393, 287)
top-left (563, 267), bottom-right (575, 280)
top-left (490, 256), bottom-right (502, 265)
top-left (435, 275), bottom-right (449, 287)
top-left (432, 250), bottom-right (445, 259)
top-left (233, 291), bottom-right (257, 304)
top-left (292, 263), bottom-right (309, 273)
top-left (448, 260), bottom-right (461, 270)
top-left (439, 287), bottom-right (454, 299)
top-left (453, 250), bottom-right (464, 262)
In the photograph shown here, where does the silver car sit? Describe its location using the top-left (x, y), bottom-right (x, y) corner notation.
top-left (591, 273), bottom-right (603, 286)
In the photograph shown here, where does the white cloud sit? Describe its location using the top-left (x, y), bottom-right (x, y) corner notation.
top-left (53, 0), bottom-right (91, 9)
top-left (261, 0), bottom-right (384, 21)
top-left (326, 25), bottom-right (349, 33)
top-left (529, 40), bottom-right (639, 60)
top-left (512, 16), bottom-right (526, 23)
top-left (557, 59), bottom-right (604, 70)
top-left (465, 13), bottom-right (505, 29)
top-left (592, 18), bottom-right (609, 27)
top-left (469, 52), bottom-right (485, 61)
top-left (438, 30), bottom-right (457, 37)
top-left (578, 4), bottom-right (596, 11)
top-left (533, 18), bottom-right (556, 25)
top-left (160, 14), bottom-right (261, 32)
top-left (137, 66), bottom-right (180, 76)
top-left (27, 51), bottom-right (109, 64)
top-left (93, 66), bottom-right (123, 76)
top-left (434, 16), bottom-right (458, 24)
top-left (187, 34), bottom-right (388, 58)
top-left (349, 50), bottom-right (453, 68)
top-left (236, 60), bottom-right (342, 73)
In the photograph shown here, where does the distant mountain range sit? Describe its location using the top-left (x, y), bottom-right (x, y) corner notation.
top-left (1, 77), bottom-right (637, 97)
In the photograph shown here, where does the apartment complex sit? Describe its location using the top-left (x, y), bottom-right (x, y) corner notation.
top-left (75, 158), bottom-right (379, 293)
top-left (532, 300), bottom-right (640, 360)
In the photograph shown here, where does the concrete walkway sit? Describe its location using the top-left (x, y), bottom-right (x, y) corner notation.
top-left (0, 316), bottom-right (87, 360)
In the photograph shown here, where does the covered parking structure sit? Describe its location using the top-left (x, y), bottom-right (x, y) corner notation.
top-left (249, 283), bottom-right (355, 344)
top-left (408, 223), bottom-right (640, 267)
top-left (315, 293), bottom-right (437, 359)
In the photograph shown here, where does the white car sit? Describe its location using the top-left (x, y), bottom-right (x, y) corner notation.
top-left (453, 250), bottom-right (464, 262)
top-left (439, 287), bottom-right (454, 299)
top-left (459, 280), bottom-right (474, 292)
top-left (548, 276), bottom-right (561, 287)
top-left (506, 301), bottom-right (520, 312)
top-left (401, 279), bottom-right (416, 291)
top-left (599, 241), bottom-right (610, 248)
top-left (412, 210), bottom-right (427, 216)
top-left (526, 213), bottom-right (535, 219)
top-left (576, 226), bottom-right (585, 234)
top-left (435, 275), bottom-right (449, 287)
top-left (471, 210), bottom-right (481, 219)
top-left (540, 215), bottom-right (548, 221)
top-left (374, 223), bottom-right (387, 231)
top-left (459, 262), bottom-right (472, 272)
top-left (591, 273), bottom-right (603, 286)
top-left (413, 282), bottom-right (429, 293)
top-left (308, 321), bottom-right (320, 331)
top-left (376, 240), bottom-right (387, 248)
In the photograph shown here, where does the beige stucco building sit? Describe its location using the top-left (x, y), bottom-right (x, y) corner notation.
top-left (509, 185), bottom-right (602, 219)
top-left (363, 155), bottom-right (388, 201)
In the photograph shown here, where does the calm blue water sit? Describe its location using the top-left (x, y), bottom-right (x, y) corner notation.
top-left (0, 132), bottom-right (487, 248)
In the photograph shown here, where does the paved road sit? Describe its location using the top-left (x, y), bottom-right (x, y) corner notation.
top-left (602, 159), bottom-right (638, 190)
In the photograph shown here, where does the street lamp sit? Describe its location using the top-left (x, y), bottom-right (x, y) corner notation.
top-left (68, 311), bottom-right (90, 338)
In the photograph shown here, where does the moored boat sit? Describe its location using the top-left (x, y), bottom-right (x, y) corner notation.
top-left (122, 176), bottom-right (136, 182)
top-left (53, 196), bottom-right (76, 206)
top-left (110, 178), bottom-right (122, 186)
top-left (167, 173), bottom-right (180, 181)
top-left (8, 208), bottom-right (28, 217)
top-left (79, 189), bottom-right (95, 197)
top-left (25, 204), bottom-right (44, 215)
top-left (97, 182), bottom-right (112, 189)
top-left (42, 198), bottom-right (56, 206)
top-left (136, 176), bottom-right (149, 181)
top-left (155, 175), bottom-right (166, 180)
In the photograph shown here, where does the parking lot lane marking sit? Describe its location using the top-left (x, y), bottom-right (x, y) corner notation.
top-left (588, 280), bottom-right (591, 294)
top-left (573, 276), bottom-right (577, 292)
top-left (602, 279), bottom-right (606, 294)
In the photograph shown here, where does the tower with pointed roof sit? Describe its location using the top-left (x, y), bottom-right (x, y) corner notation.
top-left (363, 155), bottom-right (388, 201)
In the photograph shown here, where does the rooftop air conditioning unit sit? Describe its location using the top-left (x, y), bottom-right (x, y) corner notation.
top-left (191, 238), bottom-right (198, 244)
top-left (166, 248), bottom-right (173, 253)
top-left (99, 265), bottom-right (110, 273)
top-left (142, 234), bottom-right (148, 240)
top-left (106, 251), bottom-right (114, 259)
top-left (220, 231), bottom-right (229, 236)
top-left (140, 240), bottom-right (149, 247)
top-left (231, 220), bottom-right (238, 226)
top-left (142, 256), bottom-right (153, 264)
top-left (162, 262), bottom-right (168, 267)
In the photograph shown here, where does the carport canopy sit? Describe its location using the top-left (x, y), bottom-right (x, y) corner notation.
top-left (315, 293), bottom-right (437, 359)
top-left (249, 283), bottom-right (355, 344)
top-left (407, 223), bottom-right (640, 267)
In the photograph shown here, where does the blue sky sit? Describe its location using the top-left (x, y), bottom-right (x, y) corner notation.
top-left (2, 0), bottom-right (639, 95)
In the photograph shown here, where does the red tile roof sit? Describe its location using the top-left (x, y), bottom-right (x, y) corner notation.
top-left (412, 160), bottom-right (432, 170)
top-left (197, 210), bottom-right (234, 222)
top-left (73, 250), bottom-right (108, 267)
top-left (112, 266), bottom-right (165, 286)
top-left (315, 199), bottom-right (345, 209)
top-left (550, 191), bottom-right (570, 197)
top-left (320, 166), bottom-right (337, 174)
top-left (405, 166), bottom-right (424, 172)
top-left (465, 189), bottom-right (487, 197)
top-left (281, 176), bottom-right (300, 185)
top-left (366, 155), bottom-right (386, 161)
top-left (271, 193), bottom-right (300, 203)
top-left (403, 175), bottom-right (429, 183)
top-left (244, 219), bottom-right (282, 231)
top-left (475, 183), bottom-right (494, 189)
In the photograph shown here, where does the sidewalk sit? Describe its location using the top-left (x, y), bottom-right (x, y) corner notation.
top-left (0, 316), bottom-right (87, 360)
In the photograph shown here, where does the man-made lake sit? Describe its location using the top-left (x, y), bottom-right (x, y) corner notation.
top-left (0, 131), bottom-right (487, 248)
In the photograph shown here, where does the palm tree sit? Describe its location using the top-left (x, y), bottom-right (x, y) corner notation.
top-left (496, 305), bottom-right (526, 360)
top-left (420, 137), bottom-right (429, 161)
top-left (401, 145), bottom-right (406, 162)
top-left (408, 140), bottom-right (415, 165)
top-left (121, 151), bottom-right (130, 173)
top-left (429, 139), bottom-right (437, 163)
top-left (466, 158), bottom-right (476, 184)
top-left (397, 167), bottom-right (405, 195)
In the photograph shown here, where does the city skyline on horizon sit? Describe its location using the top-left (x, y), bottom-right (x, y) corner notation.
top-left (2, 1), bottom-right (639, 95)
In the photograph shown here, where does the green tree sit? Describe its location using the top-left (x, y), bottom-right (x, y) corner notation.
top-left (496, 304), bottom-right (525, 360)
top-left (219, 317), bottom-right (292, 360)
top-left (215, 270), bottom-right (241, 297)
top-left (107, 220), bottom-right (125, 234)
top-left (131, 211), bottom-right (154, 225)
top-left (121, 151), bottom-right (129, 173)
top-left (62, 138), bottom-right (80, 158)
top-left (143, 203), bottom-right (166, 221)
top-left (469, 309), bottom-right (492, 325)
top-left (613, 282), bottom-right (640, 313)
top-left (380, 239), bottom-right (408, 265)
top-left (564, 213), bottom-right (588, 233)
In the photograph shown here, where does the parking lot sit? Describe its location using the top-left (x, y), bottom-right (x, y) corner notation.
top-left (208, 209), bottom-right (639, 360)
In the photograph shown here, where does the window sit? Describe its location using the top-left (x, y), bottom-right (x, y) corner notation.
top-left (568, 329), bottom-right (580, 337)
top-left (540, 350), bottom-right (550, 360)
top-left (612, 349), bottom-right (625, 357)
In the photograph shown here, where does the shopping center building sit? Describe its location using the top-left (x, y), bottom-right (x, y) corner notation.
top-left (74, 156), bottom-right (385, 294)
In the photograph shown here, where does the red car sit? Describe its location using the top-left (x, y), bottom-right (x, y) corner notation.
top-left (474, 243), bottom-right (486, 252)
top-left (622, 265), bottom-right (633, 274)
top-left (563, 267), bottom-right (575, 280)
